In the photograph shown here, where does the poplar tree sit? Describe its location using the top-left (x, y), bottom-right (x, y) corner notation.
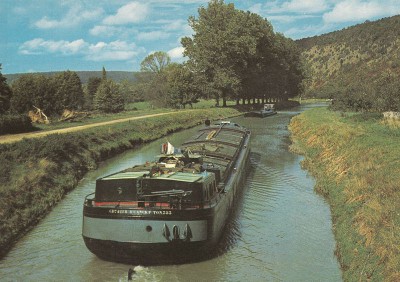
top-left (94, 79), bottom-right (124, 113)
top-left (0, 64), bottom-right (12, 114)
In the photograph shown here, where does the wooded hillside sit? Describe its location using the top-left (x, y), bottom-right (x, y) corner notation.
top-left (297, 15), bottom-right (400, 111)
top-left (5, 71), bottom-right (137, 84)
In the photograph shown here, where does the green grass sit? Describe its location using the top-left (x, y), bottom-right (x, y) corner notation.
top-left (33, 99), bottom-right (239, 131)
top-left (289, 107), bottom-right (400, 281)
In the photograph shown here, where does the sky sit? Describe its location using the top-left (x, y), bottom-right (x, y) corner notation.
top-left (1, 0), bottom-right (400, 74)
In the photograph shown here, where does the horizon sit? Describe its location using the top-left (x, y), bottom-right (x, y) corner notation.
top-left (2, 0), bottom-right (400, 74)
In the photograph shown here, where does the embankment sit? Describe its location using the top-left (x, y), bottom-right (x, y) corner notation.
top-left (289, 107), bottom-right (400, 281)
top-left (0, 108), bottom-right (240, 259)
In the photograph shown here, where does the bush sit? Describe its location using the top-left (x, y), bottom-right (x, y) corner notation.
top-left (0, 114), bottom-right (35, 135)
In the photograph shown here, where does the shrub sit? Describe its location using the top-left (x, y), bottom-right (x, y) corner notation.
top-left (0, 114), bottom-right (35, 135)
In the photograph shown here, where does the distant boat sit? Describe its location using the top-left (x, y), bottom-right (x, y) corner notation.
top-left (82, 121), bottom-right (251, 264)
top-left (244, 104), bottom-right (277, 118)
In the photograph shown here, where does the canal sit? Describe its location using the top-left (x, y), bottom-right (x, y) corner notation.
top-left (0, 104), bottom-right (341, 281)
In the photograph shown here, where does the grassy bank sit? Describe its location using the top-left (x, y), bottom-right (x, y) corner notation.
top-left (289, 107), bottom-right (400, 281)
top-left (0, 108), bottom-right (241, 259)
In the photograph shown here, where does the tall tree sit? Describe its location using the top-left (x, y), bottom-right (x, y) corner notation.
top-left (94, 79), bottom-right (124, 113)
top-left (84, 77), bottom-right (102, 110)
top-left (182, 0), bottom-right (242, 106)
top-left (164, 63), bottom-right (200, 108)
top-left (10, 74), bottom-right (55, 114)
top-left (140, 51), bottom-right (171, 73)
top-left (102, 66), bottom-right (107, 80)
top-left (0, 64), bottom-right (12, 114)
top-left (52, 71), bottom-right (84, 113)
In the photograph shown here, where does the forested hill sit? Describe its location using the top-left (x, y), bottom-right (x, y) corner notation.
top-left (5, 71), bottom-right (137, 84)
top-left (297, 15), bottom-right (400, 104)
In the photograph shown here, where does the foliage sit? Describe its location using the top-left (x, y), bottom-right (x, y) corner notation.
top-left (0, 114), bottom-right (34, 134)
top-left (182, 0), bottom-right (304, 106)
top-left (10, 71), bottom-right (84, 115)
top-left (84, 77), bottom-right (102, 110)
top-left (297, 15), bottom-right (400, 111)
top-left (289, 107), bottom-right (400, 281)
top-left (163, 63), bottom-right (200, 108)
top-left (5, 71), bottom-right (138, 84)
top-left (52, 71), bottom-right (84, 113)
top-left (140, 51), bottom-right (171, 73)
top-left (10, 74), bottom-right (56, 115)
top-left (0, 64), bottom-right (12, 114)
top-left (93, 79), bottom-right (125, 113)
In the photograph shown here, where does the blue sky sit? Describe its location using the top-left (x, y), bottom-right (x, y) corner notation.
top-left (2, 0), bottom-right (400, 74)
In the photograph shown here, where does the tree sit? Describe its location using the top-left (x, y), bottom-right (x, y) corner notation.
top-left (94, 79), bottom-right (124, 113)
top-left (181, 0), bottom-right (301, 106)
top-left (10, 74), bottom-right (56, 115)
top-left (182, 0), bottom-right (243, 106)
top-left (52, 71), bottom-right (84, 113)
top-left (164, 63), bottom-right (200, 108)
top-left (102, 66), bottom-right (107, 80)
top-left (84, 77), bottom-right (102, 110)
top-left (0, 64), bottom-right (12, 114)
top-left (140, 51), bottom-right (171, 73)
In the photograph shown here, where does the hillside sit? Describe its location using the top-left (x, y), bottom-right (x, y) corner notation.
top-left (5, 71), bottom-right (138, 84)
top-left (297, 15), bottom-right (400, 100)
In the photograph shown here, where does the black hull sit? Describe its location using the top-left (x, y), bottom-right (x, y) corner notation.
top-left (83, 236), bottom-right (214, 264)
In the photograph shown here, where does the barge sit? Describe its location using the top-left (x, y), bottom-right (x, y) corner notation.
top-left (82, 121), bottom-right (251, 264)
top-left (244, 103), bottom-right (277, 118)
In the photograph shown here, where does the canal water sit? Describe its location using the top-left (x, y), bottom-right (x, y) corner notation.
top-left (0, 104), bottom-right (341, 281)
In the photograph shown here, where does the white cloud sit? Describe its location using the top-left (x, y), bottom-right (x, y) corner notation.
top-left (167, 46), bottom-right (185, 60)
top-left (19, 38), bottom-right (145, 62)
top-left (87, 40), bottom-right (144, 61)
top-left (323, 0), bottom-right (400, 23)
top-left (250, 0), bottom-right (329, 15)
top-left (19, 38), bottom-right (87, 55)
top-left (268, 14), bottom-right (318, 24)
top-left (35, 6), bottom-right (103, 29)
top-left (283, 0), bottom-right (329, 13)
top-left (90, 25), bottom-right (124, 37)
top-left (137, 31), bottom-right (170, 41)
top-left (103, 2), bottom-right (149, 25)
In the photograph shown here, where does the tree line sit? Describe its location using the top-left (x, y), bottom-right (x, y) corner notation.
top-left (0, 0), bottom-right (304, 120)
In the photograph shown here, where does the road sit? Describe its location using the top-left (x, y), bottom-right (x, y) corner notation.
top-left (0, 111), bottom-right (188, 144)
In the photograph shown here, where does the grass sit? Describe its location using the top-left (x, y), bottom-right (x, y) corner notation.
top-left (0, 107), bottom-right (242, 259)
top-left (32, 99), bottom-right (239, 131)
top-left (289, 107), bottom-right (400, 281)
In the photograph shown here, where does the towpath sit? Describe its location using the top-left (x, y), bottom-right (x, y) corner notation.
top-left (0, 111), bottom-right (190, 144)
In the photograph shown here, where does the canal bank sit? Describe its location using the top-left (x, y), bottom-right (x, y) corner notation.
top-left (0, 104), bottom-right (341, 281)
top-left (289, 107), bottom-right (400, 281)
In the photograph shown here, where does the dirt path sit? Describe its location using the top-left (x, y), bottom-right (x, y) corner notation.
top-left (0, 111), bottom-right (190, 144)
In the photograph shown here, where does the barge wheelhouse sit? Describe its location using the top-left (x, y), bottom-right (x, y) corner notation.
top-left (82, 121), bottom-right (251, 264)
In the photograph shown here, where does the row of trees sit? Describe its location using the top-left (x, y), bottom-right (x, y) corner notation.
top-left (132, 0), bottom-right (304, 108)
top-left (181, 0), bottom-right (303, 106)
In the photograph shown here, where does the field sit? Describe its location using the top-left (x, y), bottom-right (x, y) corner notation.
top-left (289, 107), bottom-right (400, 281)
